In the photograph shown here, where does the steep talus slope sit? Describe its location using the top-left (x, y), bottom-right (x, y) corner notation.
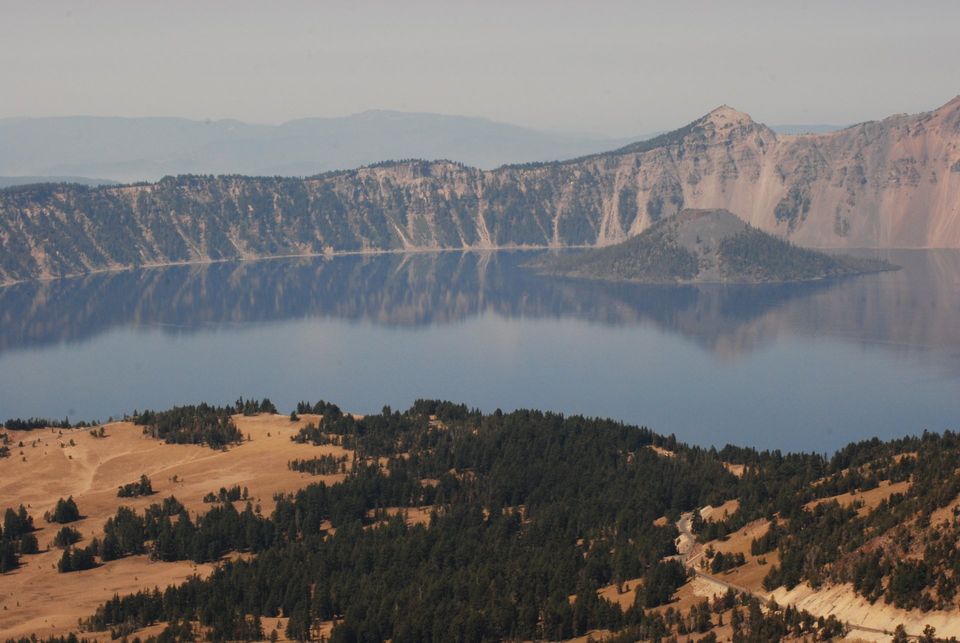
top-left (767, 96), bottom-right (960, 248)
top-left (1, 98), bottom-right (958, 284)
top-left (530, 209), bottom-right (895, 283)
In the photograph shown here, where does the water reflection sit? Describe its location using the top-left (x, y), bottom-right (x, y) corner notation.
top-left (1, 250), bottom-right (958, 364)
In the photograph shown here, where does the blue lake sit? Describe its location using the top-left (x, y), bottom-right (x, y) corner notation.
top-left (0, 249), bottom-right (957, 452)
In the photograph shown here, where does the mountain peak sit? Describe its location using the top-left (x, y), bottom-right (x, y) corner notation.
top-left (700, 105), bottom-right (756, 128)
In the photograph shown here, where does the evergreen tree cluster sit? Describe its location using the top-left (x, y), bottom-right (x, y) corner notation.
top-left (202, 485), bottom-right (247, 504)
top-left (234, 397), bottom-right (277, 416)
top-left (132, 397), bottom-right (276, 447)
top-left (638, 560), bottom-right (689, 608)
top-left (1, 505), bottom-right (37, 572)
top-left (2, 417), bottom-right (92, 431)
top-left (57, 545), bottom-right (98, 573)
top-left (117, 474), bottom-right (155, 498)
top-left (52, 525), bottom-right (83, 548)
top-left (295, 399), bottom-right (343, 419)
top-left (132, 404), bottom-right (245, 449)
top-left (54, 494), bottom-right (269, 573)
top-left (4, 636), bottom-right (99, 643)
top-left (289, 423), bottom-right (334, 446)
top-left (288, 454), bottom-right (349, 475)
top-left (45, 496), bottom-right (81, 524)
top-left (702, 546), bottom-right (747, 574)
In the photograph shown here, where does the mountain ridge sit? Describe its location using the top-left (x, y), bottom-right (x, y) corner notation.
top-left (1, 97), bottom-right (958, 285)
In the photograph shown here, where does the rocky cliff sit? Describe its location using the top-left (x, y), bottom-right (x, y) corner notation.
top-left (1, 97), bottom-right (958, 284)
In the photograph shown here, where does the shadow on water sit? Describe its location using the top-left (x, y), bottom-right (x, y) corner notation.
top-left (0, 249), bottom-right (959, 363)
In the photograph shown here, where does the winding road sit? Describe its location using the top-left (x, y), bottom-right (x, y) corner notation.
top-left (674, 511), bottom-right (908, 641)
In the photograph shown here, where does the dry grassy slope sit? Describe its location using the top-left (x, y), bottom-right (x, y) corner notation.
top-left (0, 413), bottom-right (351, 640)
top-left (636, 444), bottom-right (959, 641)
top-left (681, 482), bottom-right (960, 640)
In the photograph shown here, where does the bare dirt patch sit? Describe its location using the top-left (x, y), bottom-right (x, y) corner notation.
top-left (595, 578), bottom-right (642, 611)
top-left (699, 499), bottom-right (740, 523)
top-left (804, 479), bottom-right (911, 516)
top-left (366, 506), bottom-right (435, 528)
top-left (648, 445), bottom-right (676, 458)
top-left (771, 582), bottom-right (960, 640)
top-left (723, 462), bottom-right (746, 477)
top-left (685, 496), bottom-right (960, 640)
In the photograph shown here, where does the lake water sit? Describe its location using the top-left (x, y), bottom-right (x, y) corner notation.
top-left (0, 250), bottom-right (958, 453)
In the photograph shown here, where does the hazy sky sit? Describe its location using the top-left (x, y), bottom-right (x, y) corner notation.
top-left (2, 0), bottom-right (958, 136)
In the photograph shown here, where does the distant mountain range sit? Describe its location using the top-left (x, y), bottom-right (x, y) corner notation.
top-left (0, 112), bottom-right (643, 183)
top-left (0, 112), bottom-right (843, 185)
top-left (0, 176), bottom-right (118, 189)
top-left (0, 98), bottom-right (957, 285)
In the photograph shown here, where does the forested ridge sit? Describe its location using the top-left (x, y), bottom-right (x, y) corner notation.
top-left (706, 432), bottom-right (960, 612)
top-left (4, 400), bottom-right (959, 641)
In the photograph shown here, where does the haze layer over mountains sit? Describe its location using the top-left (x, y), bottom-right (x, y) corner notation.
top-left (0, 112), bottom-right (641, 183)
top-left (0, 112), bottom-right (844, 185)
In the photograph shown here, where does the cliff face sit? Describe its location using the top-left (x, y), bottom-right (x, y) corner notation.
top-left (2, 98), bottom-right (959, 284)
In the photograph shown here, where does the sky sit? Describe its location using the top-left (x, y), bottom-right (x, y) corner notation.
top-left (1, 0), bottom-right (958, 137)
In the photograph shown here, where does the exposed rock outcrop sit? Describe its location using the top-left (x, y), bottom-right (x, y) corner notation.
top-left (1, 97), bottom-right (958, 284)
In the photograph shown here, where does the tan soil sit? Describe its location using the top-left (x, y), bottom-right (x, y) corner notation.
top-left (699, 499), bottom-right (740, 523)
top-left (723, 462), bottom-right (746, 478)
top-left (0, 413), bottom-right (353, 639)
top-left (685, 491), bottom-right (960, 640)
top-left (366, 506), bottom-right (435, 528)
top-left (648, 445), bottom-right (676, 458)
top-left (804, 480), bottom-right (911, 516)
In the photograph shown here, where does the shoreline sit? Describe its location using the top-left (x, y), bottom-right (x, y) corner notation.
top-left (0, 244), bottom-right (574, 290)
top-left (0, 244), bottom-right (943, 290)
top-left (529, 261), bottom-right (900, 286)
